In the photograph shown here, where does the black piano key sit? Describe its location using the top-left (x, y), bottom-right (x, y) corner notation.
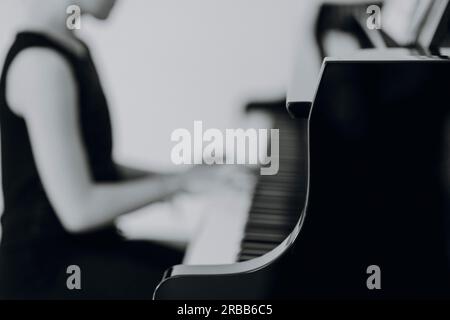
top-left (241, 241), bottom-right (278, 251)
top-left (246, 216), bottom-right (297, 227)
top-left (239, 248), bottom-right (273, 256)
top-left (239, 254), bottom-right (260, 262)
top-left (243, 231), bottom-right (288, 243)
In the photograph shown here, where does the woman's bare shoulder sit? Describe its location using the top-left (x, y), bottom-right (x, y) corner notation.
top-left (6, 47), bottom-right (77, 117)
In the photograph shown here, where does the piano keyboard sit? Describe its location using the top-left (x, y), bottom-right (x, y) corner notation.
top-left (238, 109), bottom-right (307, 261)
top-left (183, 104), bottom-right (308, 265)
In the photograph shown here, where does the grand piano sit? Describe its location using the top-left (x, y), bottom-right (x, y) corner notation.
top-left (153, 3), bottom-right (450, 299)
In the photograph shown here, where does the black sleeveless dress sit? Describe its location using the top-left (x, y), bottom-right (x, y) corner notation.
top-left (0, 32), bottom-right (182, 299)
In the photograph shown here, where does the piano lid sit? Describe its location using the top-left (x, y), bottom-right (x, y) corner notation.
top-left (287, 49), bottom-right (449, 109)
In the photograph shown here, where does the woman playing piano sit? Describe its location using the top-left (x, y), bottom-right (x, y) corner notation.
top-left (0, 0), bottom-right (228, 299)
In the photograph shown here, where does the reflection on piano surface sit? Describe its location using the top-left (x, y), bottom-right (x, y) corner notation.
top-left (154, 54), bottom-right (450, 300)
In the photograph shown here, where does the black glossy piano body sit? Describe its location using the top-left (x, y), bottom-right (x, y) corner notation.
top-left (154, 56), bottom-right (450, 300)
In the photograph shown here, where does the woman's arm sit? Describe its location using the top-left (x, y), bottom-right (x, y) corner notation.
top-left (6, 48), bottom-right (187, 234)
top-left (115, 163), bottom-right (157, 180)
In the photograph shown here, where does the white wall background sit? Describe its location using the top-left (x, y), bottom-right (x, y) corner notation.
top-left (0, 0), bottom-right (309, 237)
